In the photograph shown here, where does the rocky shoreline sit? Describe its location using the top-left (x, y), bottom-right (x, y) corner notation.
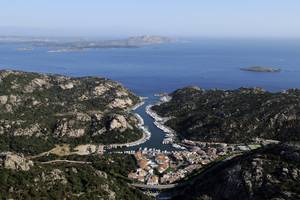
top-left (146, 96), bottom-right (186, 150)
top-left (106, 100), bottom-right (151, 150)
top-left (131, 97), bottom-right (147, 110)
top-left (105, 128), bottom-right (150, 150)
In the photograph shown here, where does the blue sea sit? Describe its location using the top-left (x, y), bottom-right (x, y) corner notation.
top-left (1, 39), bottom-right (300, 151)
top-left (1, 39), bottom-right (300, 96)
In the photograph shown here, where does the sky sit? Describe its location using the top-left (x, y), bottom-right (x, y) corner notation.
top-left (0, 0), bottom-right (300, 38)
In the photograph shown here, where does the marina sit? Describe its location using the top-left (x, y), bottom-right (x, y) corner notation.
top-left (109, 94), bottom-right (187, 153)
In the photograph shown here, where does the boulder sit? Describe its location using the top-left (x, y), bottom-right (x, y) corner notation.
top-left (41, 169), bottom-right (68, 185)
top-left (59, 82), bottom-right (74, 90)
top-left (116, 90), bottom-right (128, 97)
top-left (32, 78), bottom-right (50, 87)
top-left (109, 98), bottom-right (133, 109)
top-left (0, 95), bottom-right (8, 105)
top-left (109, 115), bottom-right (128, 131)
top-left (13, 124), bottom-right (42, 137)
top-left (2, 153), bottom-right (34, 171)
top-left (54, 119), bottom-right (86, 138)
top-left (92, 113), bottom-right (103, 122)
top-left (5, 104), bottom-right (13, 112)
top-left (93, 84), bottom-right (109, 96)
top-left (24, 78), bottom-right (52, 93)
top-left (9, 95), bottom-right (17, 104)
top-left (76, 113), bottom-right (91, 122)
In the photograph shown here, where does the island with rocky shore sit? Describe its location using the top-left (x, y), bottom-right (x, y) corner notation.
top-left (240, 66), bottom-right (281, 72)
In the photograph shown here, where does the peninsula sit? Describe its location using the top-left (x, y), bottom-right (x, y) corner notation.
top-left (0, 70), bottom-right (155, 155)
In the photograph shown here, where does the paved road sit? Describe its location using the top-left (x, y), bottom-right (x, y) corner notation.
top-left (131, 183), bottom-right (177, 190)
top-left (39, 160), bottom-right (92, 165)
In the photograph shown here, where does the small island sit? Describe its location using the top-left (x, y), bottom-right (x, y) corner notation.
top-left (240, 66), bottom-right (281, 73)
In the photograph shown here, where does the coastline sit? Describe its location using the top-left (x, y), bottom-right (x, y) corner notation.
top-left (105, 126), bottom-right (151, 150)
top-left (131, 97), bottom-right (147, 111)
top-left (106, 98), bottom-right (151, 150)
top-left (145, 95), bottom-right (186, 150)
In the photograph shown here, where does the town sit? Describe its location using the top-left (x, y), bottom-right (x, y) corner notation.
top-left (127, 140), bottom-right (262, 185)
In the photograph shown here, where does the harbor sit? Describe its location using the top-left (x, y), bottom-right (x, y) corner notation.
top-left (108, 94), bottom-right (187, 153)
top-left (110, 95), bottom-right (178, 152)
top-left (145, 96), bottom-right (186, 150)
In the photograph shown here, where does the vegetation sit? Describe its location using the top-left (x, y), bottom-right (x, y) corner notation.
top-left (0, 70), bottom-right (149, 199)
top-left (153, 87), bottom-right (300, 143)
top-left (92, 154), bottom-right (138, 178)
top-left (171, 143), bottom-right (300, 200)
top-left (0, 155), bottom-right (152, 200)
top-left (0, 70), bottom-right (142, 154)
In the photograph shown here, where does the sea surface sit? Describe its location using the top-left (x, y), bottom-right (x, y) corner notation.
top-left (1, 39), bottom-right (300, 95)
top-left (1, 39), bottom-right (300, 151)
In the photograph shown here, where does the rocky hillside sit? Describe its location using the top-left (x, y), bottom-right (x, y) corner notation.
top-left (0, 70), bottom-right (142, 154)
top-left (0, 153), bottom-right (152, 200)
top-left (152, 87), bottom-right (300, 143)
top-left (171, 143), bottom-right (300, 200)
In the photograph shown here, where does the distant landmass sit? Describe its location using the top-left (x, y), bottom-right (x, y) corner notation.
top-left (240, 66), bottom-right (281, 73)
top-left (126, 35), bottom-right (173, 46)
top-left (0, 35), bottom-right (174, 52)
